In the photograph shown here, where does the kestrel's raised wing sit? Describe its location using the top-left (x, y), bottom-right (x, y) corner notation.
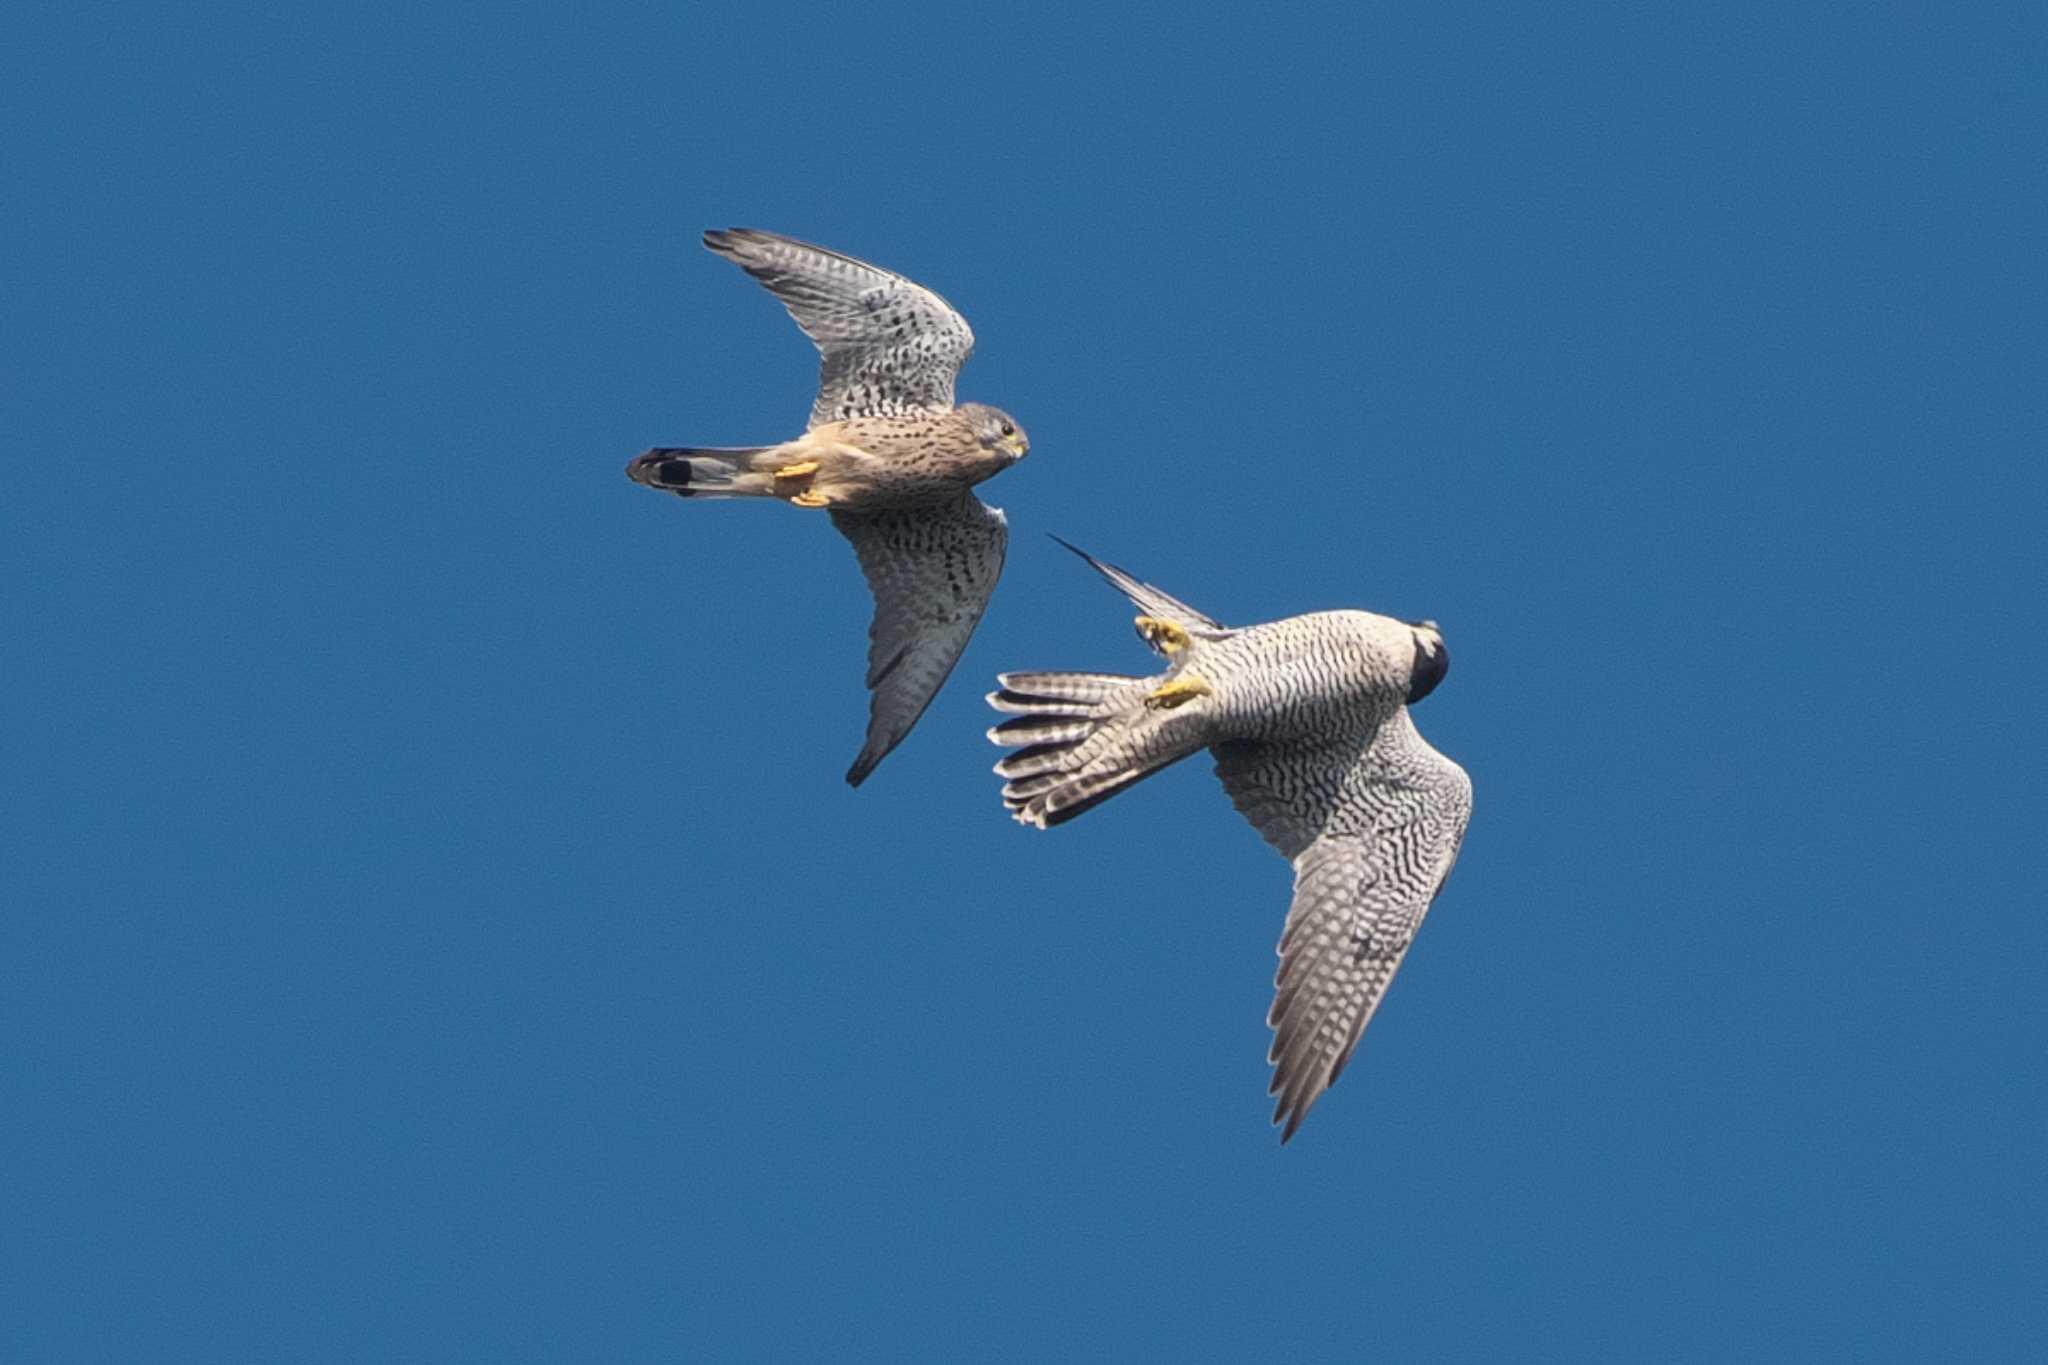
top-left (833, 492), bottom-right (1008, 787)
top-left (1215, 710), bottom-right (1472, 1142)
top-left (703, 228), bottom-right (976, 428)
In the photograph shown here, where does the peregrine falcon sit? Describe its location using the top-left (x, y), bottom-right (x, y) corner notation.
top-left (986, 541), bottom-right (1473, 1142)
top-left (628, 229), bottom-right (1029, 786)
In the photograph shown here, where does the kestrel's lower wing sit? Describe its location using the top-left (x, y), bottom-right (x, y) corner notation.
top-left (1215, 712), bottom-right (1473, 1141)
top-left (703, 228), bottom-right (976, 427)
top-left (832, 492), bottom-right (1009, 787)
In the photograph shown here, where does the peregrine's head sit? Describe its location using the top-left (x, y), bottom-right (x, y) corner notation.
top-left (1406, 620), bottom-right (1449, 704)
top-left (960, 403), bottom-right (1031, 463)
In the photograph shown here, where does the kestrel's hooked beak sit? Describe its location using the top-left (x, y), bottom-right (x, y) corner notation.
top-left (1003, 434), bottom-right (1030, 460)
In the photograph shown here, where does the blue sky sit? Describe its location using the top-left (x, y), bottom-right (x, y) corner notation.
top-left (5, 2), bottom-right (2044, 1360)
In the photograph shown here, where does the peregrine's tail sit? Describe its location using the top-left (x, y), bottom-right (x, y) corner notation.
top-left (987, 670), bottom-right (1207, 828)
top-left (625, 446), bottom-right (777, 499)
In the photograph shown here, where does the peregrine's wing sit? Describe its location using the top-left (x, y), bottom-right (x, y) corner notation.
top-left (703, 228), bottom-right (976, 427)
top-left (833, 492), bottom-right (1008, 787)
top-left (1048, 536), bottom-right (1230, 636)
top-left (1214, 710), bottom-right (1472, 1142)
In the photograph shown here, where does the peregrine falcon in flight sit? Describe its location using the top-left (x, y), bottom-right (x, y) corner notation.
top-left (628, 229), bottom-right (1029, 786)
top-left (986, 542), bottom-right (1473, 1141)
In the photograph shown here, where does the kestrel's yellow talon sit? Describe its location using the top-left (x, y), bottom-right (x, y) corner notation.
top-left (791, 490), bottom-right (830, 509)
top-left (1144, 673), bottom-right (1213, 710)
top-left (773, 460), bottom-right (821, 480)
top-left (1134, 615), bottom-right (1191, 656)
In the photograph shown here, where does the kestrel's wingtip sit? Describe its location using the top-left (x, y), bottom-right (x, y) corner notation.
top-left (1273, 1094), bottom-right (1307, 1144)
top-left (702, 227), bottom-right (759, 257)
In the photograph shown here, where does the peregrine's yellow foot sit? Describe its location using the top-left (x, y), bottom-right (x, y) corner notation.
top-left (1144, 673), bottom-right (1213, 710)
top-left (1134, 615), bottom-right (1191, 656)
top-left (773, 460), bottom-right (821, 480)
top-left (790, 489), bottom-right (831, 509)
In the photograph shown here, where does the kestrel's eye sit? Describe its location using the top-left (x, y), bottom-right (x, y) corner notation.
top-left (1000, 422), bottom-right (1015, 436)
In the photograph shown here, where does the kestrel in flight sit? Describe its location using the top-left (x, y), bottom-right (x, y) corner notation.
top-left (628, 229), bottom-right (1030, 786)
top-left (986, 542), bottom-right (1473, 1142)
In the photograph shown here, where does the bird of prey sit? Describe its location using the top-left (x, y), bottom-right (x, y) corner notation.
top-left (628, 228), bottom-right (1030, 786)
top-left (986, 542), bottom-right (1472, 1141)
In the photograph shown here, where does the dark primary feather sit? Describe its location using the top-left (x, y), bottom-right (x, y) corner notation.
top-left (1046, 535), bottom-right (1227, 632)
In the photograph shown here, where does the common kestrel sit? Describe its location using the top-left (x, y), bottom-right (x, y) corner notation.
top-left (986, 542), bottom-right (1473, 1142)
top-left (628, 229), bottom-right (1029, 786)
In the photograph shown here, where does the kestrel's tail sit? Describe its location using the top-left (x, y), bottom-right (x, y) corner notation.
top-left (625, 446), bottom-right (777, 499)
top-left (987, 671), bottom-right (1207, 828)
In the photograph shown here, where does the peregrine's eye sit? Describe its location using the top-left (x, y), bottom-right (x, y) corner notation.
top-left (1000, 422), bottom-right (1015, 436)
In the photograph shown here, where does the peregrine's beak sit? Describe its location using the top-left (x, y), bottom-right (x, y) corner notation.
top-left (1003, 435), bottom-right (1030, 459)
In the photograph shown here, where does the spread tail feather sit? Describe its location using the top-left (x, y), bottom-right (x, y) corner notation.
top-left (985, 670), bottom-right (1204, 828)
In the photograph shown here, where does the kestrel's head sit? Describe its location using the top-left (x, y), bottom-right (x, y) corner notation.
top-left (959, 403), bottom-right (1031, 463)
top-left (1406, 620), bottom-right (1449, 704)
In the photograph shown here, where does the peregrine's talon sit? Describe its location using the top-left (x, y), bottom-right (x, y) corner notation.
top-left (791, 490), bottom-right (830, 509)
top-left (1134, 615), bottom-right (1191, 656)
top-left (773, 460), bottom-right (821, 480)
top-left (1143, 673), bottom-right (1213, 710)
